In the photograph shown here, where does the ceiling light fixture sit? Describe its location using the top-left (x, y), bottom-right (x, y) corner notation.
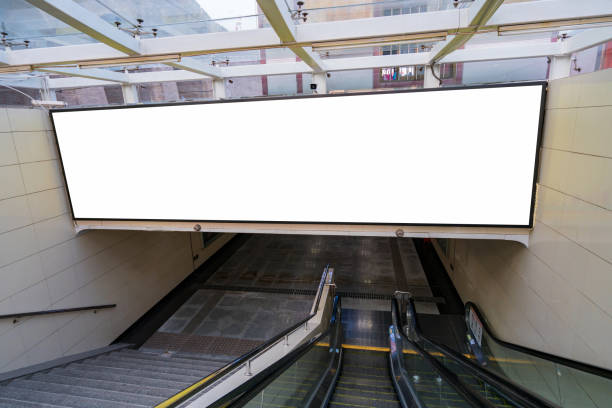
top-left (1, 32), bottom-right (29, 49)
top-left (291, 1), bottom-right (308, 23)
top-left (114, 19), bottom-right (158, 38)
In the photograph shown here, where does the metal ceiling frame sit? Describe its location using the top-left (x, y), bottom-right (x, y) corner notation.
top-left (1, 0), bottom-right (611, 88)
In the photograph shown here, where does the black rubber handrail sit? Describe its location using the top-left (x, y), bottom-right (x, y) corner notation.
top-left (0, 304), bottom-right (116, 320)
top-left (466, 301), bottom-right (612, 381)
top-left (228, 296), bottom-right (342, 408)
top-left (155, 265), bottom-right (331, 408)
top-left (303, 296), bottom-right (343, 408)
top-left (392, 298), bottom-right (494, 408)
top-left (405, 296), bottom-right (559, 408)
top-left (388, 318), bottom-right (425, 407)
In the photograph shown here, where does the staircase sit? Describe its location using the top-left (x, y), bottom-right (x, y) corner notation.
top-left (0, 348), bottom-right (232, 408)
top-left (330, 348), bottom-right (401, 408)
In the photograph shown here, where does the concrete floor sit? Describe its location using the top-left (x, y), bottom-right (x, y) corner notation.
top-left (142, 235), bottom-right (438, 356)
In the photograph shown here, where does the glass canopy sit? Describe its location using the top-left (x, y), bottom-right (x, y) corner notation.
top-left (0, 0), bottom-right (97, 48)
top-left (73, 0), bottom-right (268, 35)
top-left (0, 0), bottom-right (610, 107)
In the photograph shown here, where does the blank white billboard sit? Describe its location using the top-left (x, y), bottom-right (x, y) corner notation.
top-left (51, 84), bottom-right (545, 226)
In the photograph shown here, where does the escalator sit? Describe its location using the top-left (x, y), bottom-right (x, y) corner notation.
top-left (152, 267), bottom-right (611, 408)
top-left (402, 295), bottom-right (612, 408)
top-left (214, 295), bottom-right (548, 408)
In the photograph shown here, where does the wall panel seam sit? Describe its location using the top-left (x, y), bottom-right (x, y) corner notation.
top-left (0, 186), bottom-right (65, 203)
top-left (525, 233), bottom-right (612, 322)
top-left (0, 211), bottom-right (70, 239)
top-left (533, 216), bottom-right (612, 267)
top-left (537, 183), bottom-right (611, 212)
top-left (540, 146), bottom-right (612, 160)
top-left (546, 105), bottom-right (612, 110)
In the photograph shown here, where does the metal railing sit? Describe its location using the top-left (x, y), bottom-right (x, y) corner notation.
top-left (223, 295), bottom-right (343, 408)
top-left (155, 265), bottom-right (335, 408)
top-left (0, 304), bottom-right (116, 322)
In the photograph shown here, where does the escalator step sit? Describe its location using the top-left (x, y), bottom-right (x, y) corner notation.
top-left (331, 349), bottom-right (400, 408)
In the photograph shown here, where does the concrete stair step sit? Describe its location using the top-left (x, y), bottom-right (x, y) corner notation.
top-left (167, 351), bottom-right (235, 364)
top-left (69, 361), bottom-right (201, 383)
top-left (0, 397), bottom-right (66, 408)
top-left (49, 366), bottom-right (192, 390)
top-left (99, 353), bottom-right (224, 372)
top-left (0, 386), bottom-right (145, 408)
top-left (84, 357), bottom-right (208, 378)
top-left (116, 349), bottom-right (227, 367)
top-left (9, 379), bottom-right (161, 406)
top-left (30, 372), bottom-right (176, 398)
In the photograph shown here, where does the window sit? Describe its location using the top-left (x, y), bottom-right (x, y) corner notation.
top-left (380, 66), bottom-right (424, 82)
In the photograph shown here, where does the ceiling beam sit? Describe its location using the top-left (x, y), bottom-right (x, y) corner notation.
top-left (429, 0), bottom-right (505, 64)
top-left (42, 38), bottom-right (566, 89)
top-left (441, 42), bottom-right (562, 63)
top-left (222, 61), bottom-right (311, 77)
top-left (36, 66), bottom-right (130, 83)
top-left (23, 0), bottom-right (140, 55)
top-left (296, 8), bottom-right (467, 43)
top-left (0, 76), bottom-right (44, 89)
top-left (47, 69), bottom-right (210, 89)
top-left (165, 60), bottom-right (223, 79)
top-left (257, 0), bottom-right (325, 72)
top-left (562, 27), bottom-right (612, 54)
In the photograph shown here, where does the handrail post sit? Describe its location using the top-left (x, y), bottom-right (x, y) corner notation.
top-left (245, 359), bottom-right (252, 376)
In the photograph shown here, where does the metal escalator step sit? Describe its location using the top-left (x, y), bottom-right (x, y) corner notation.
top-left (330, 391), bottom-right (400, 408)
top-left (330, 349), bottom-right (401, 408)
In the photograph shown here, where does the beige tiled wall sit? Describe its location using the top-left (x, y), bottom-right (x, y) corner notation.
top-left (443, 68), bottom-right (612, 369)
top-left (0, 108), bottom-right (196, 373)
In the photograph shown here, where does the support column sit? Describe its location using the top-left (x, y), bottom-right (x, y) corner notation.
top-left (549, 55), bottom-right (572, 80)
top-left (312, 72), bottom-right (328, 94)
top-left (121, 84), bottom-right (139, 104)
top-left (423, 64), bottom-right (441, 88)
top-left (42, 76), bottom-right (57, 101)
top-left (213, 79), bottom-right (226, 99)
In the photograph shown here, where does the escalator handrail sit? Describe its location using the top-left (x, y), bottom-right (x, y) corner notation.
top-left (392, 298), bottom-right (495, 408)
top-left (388, 323), bottom-right (425, 408)
top-left (406, 297), bottom-right (559, 408)
top-left (223, 295), bottom-right (343, 408)
top-left (154, 265), bottom-right (331, 408)
top-left (466, 301), bottom-right (612, 380)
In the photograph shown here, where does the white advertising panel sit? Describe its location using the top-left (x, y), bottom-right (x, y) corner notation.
top-left (51, 84), bottom-right (545, 226)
